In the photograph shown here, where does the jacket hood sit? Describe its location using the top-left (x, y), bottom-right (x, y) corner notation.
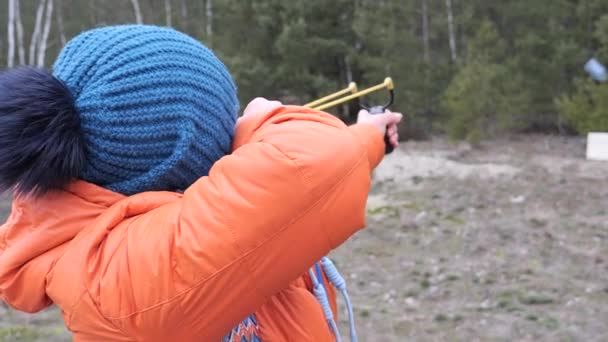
top-left (0, 181), bottom-right (124, 312)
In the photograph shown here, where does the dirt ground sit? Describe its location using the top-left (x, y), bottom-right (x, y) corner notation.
top-left (1, 134), bottom-right (607, 341)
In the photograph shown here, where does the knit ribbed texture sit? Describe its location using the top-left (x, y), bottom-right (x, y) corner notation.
top-left (52, 25), bottom-right (239, 195)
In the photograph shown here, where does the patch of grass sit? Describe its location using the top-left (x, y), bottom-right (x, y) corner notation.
top-left (539, 317), bottom-right (559, 330)
top-left (450, 206), bottom-right (466, 214)
top-left (508, 305), bottom-right (522, 312)
top-left (433, 313), bottom-right (463, 323)
top-left (497, 290), bottom-right (555, 310)
top-left (483, 278), bottom-right (496, 285)
top-left (498, 289), bottom-right (520, 298)
top-left (497, 298), bottom-right (512, 309)
top-left (443, 214), bottom-right (465, 225)
top-left (394, 198), bottom-right (422, 211)
top-left (446, 273), bottom-right (461, 282)
top-left (51, 325), bottom-right (68, 336)
top-left (434, 313), bottom-right (449, 322)
top-left (496, 289), bottom-right (524, 311)
top-left (519, 292), bottom-right (555, 305)
top-left (452, 314), bottom-right (464, 322)
top-left (403, 289), bottom-right (419, 297)
top-left (367, 205), bottom-right (398, 216)
top-left (0, 325), bottom-right (40, 341)
top-left (526, 314), bottom-right (538, 321)
top-left (529, 217), bottom-right (548, 228)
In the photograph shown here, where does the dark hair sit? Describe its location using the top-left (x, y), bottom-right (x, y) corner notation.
top-left (0, 66), bottom-right (85, 197)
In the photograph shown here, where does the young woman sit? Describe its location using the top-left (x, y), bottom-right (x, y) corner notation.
top-left (0, 25), bottom-right (402, 341)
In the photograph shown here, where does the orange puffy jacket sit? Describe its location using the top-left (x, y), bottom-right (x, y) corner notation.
top-left (0, 102), bottom-right (385, 341)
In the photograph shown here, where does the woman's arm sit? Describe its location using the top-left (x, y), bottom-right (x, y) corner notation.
top-left (115, 99), bottom-right (401, 340)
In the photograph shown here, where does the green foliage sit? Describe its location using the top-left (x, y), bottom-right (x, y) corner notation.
top-left (466, 19), bottom-right (507, 63)
top-left (595, 15), bottom-right (608, 59)
top-left (441, 61), bottom-right (528, 143)
top-left (2, 0), bottom-right (608, 139)
top-left (441, 20), bottom-right (529, 143)
top-left (555, 13), bottom-right (608, 134)
top-left (557, 79), bottom-right (608, 134)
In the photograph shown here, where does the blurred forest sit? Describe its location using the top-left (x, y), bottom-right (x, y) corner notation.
top-left (2, 0), bottom-right (608, 142)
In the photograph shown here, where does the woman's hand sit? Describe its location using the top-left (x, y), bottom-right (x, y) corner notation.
top-left (241, 97), bottom-right (283, 118)
top-left (356, 109), bottom-right (403, 148)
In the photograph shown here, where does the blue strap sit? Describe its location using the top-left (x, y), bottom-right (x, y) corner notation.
top-left (321, 257), bottom-right (358, 342)
top-left (314, 262), bottom-right (328, 297)
top-left (308, 267), bottom-right (342, 342)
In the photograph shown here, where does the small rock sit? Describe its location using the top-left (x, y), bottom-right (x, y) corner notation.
top-left (370, 281), bottom-right (382, 288)
top-left (478, 299), bottom-right (493, 310)
top-left (414, 211), bottom-right (428, 225)
top-left (405, 297), bottom-right (418, 308)
top-left (427, 286), bottom-right (441, 298)
top-left (510, 195), bottom-right (526, 204)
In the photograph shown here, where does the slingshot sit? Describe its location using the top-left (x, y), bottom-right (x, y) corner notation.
top-left (304, 77), bottom-right (396, 154)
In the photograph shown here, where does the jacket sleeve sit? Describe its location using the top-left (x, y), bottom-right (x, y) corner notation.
top-left (113, 104), bottom-right (386, 340)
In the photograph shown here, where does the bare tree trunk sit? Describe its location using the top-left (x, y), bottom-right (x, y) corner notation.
top-left (15, 0), bottom-right (25, 65)
top-left (206, 0), bottom-right (213, 40)
top-left (88, 1), bottom-right (97, 27)
top-left (29, 0), bottom-right (46, 66)
top-left (422, 0), bottom-right (430, 63)
top-left (446, 0), bottom-right (457, 62)
top-left (56, 0), bottom-right (66, 46)
top-left (7, 0), bottom-right (15, 68)
top-left (344, 55), bottom-right (353, 84)
top-left (179, 0), bottom-right (189, 31)
top-left (130, 0), bottom-right (143, 24)
top-left (37, 0), bottom-right (53, 67)
top-left (165, 0), bottom-right (172, 27)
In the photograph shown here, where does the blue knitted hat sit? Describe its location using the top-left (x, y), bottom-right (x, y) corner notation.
top-left (51, 25), bottom-right (239, 195)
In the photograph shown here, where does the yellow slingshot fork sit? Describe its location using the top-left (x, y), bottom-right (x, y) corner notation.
top-left (304, 77), bottom-right (396, 154)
